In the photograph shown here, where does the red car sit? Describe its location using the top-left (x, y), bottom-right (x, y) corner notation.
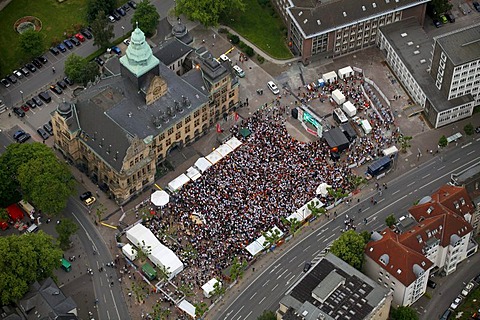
top-left (75, 33), bottom-right (85, 42)
top-left (21, 105), bottom-right (29, 112)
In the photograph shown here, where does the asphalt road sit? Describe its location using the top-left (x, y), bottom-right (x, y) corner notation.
top-left (214, 138), bottom-right (480, 320)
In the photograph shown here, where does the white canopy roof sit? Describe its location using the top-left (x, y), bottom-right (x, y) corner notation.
top-left (122, 243), bottom-right (137, 261)
top-left (216, 144), bottom-right (234, 157)
top-left (201, 278), bottom-right (221, 298)
top-left (338, 66), bottom-right (354, 78)
top-left (205, 150), bottom-right (224, 165)
top-left (178, 299), bottom-right (196, 318)
top-left (245, 240), bottom-right (264, 256)
top-left (149, 245), bottom-right (184, 280)
top-left (126, 224), bottom-right (160, 251)
top-left (167, 173), bottom-right (190, 192)
top-left (194, 157), bottom-right (212, 173)
top-left (225, 136), bottom-right (243, 150)
top-left (322, 71), bottom-right (337, 82)
top-left (316, 183), bottom-right (332, 196)
top-left (150, 190), bottom-right (170, 207)
top-left (186, 166), bottom-right (202, 181)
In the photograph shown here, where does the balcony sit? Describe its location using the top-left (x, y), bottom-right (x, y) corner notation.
top-left (467, 238), bottom-right (478, 257)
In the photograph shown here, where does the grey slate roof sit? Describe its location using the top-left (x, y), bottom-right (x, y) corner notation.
top-left (192, 48), bottom-right (229, 85)
top-left (323, 127), bottom-right (349, 149)
top-left (435, 23), bottom-right (480, 66)
top-left (154, 37), bottom-right (193, 66)
top-left (287, 0), bottom-right (429, 38)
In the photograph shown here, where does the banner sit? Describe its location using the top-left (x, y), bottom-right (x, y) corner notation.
top-left (216, 123), bottom-right (222, 133)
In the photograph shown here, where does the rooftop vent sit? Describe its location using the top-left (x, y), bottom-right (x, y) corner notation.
top-left (343, 11), bottom-right (347, 17)
top-left (420, 59), bottom-right (426, 64)
top-left (128, 112), bottom-right (133, 118)
top-left (362, 5), bottom-right (366, 11)
top-left (413, 50), bottom-right (420, 55)
top-left (460, 197), bottom-right (465, 205)
top-left (114, 151), bottom-right (119, 161)
top-left (401, 33), bottom-right (408, 38)
top-left (396, 269), bottom-right (402, 274)
top-left (317, 19), bottom-right (321, 25)
top-left (372, 2), bottom-right (377, 8)
top-left (407, 41), bottom-right (414, 46)
top-left (298, 11), bottom-right (303, 16)
top-left (386, 0), bottom-right (390, 3)
top-left (427, 206), bottom-right (434, 214)
top-left (454, 201), bottom-right (460, 209)
top-left (303, 19), bottom-right (308, 24)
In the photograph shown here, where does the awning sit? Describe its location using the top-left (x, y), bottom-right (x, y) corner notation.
top-left (186, 166), bottom-right (202, 181)
top-left (316, 183), bottom-right (332, 196)
top-left (150, 190), bottom-right (170, 207)
top-left (178, 299), bottom-right (196, 318)
top-left (239, 128), bottom-right (251, 138)
top-left (225, 136), bottom-right (243, 150)
top-left (194, 157), bottom-right (212, 173)
top-left (206, 150), bottom-right (223, 165)
top-left (216, 144), bottom-right (234, 157)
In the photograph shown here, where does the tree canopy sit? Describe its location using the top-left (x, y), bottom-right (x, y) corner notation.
top-left (65, 54), bottom-right (100, 85)
top-left (131, 0), bottom-right (160, 37)
top-left (257, 310), bottom-right (276, 320)
top-left (92, 10), bottom-right (115, 50)
top-left (390, 306), bottom-right (419, 320)
top-left (430, 0), bottom-right (453, 18)
top-left (0, 143), bottom-right (75, 215)
top-left (385, 214), bottom-right (397, 228)
top-left (464, 123), bottom-right (474, 136)
top-left (0, 232), bottom-right (63, 304)
top-left (86, 0), bottom-right (116, 23)
top-left (175, 0), bottom-right (245, 27)
top-left (329, 230), bottom-right (366, 270)
top-left (438, 135), bottom-right (448, 148)
top-left (55, 218), bottom-right (79, 250)
top-left (19, 30), bottom-right (45, 59)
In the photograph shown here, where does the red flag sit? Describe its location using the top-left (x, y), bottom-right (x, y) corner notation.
top-left (234, 112), bottom-right (239, 121)
top-left (216, 123), bottom-right (222, 133)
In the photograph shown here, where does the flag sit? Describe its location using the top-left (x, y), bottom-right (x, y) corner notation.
top-left (216, 123), bottom-right (222, 133)
top-left (234, 112), bottom-right (239, 121)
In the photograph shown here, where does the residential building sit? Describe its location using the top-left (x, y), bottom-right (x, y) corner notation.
top-left (277, 253), bottom-right (392, 320)
top-left (451, 163), bottom-right (480, 234)
top-left (377, 18), bottom-right (479, 128)
top-left (271, 0), bottom-right (428, 64)
top-left (52, 26), bottom-right (239, 204)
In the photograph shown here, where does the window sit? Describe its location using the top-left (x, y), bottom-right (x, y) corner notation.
top-left (166, 138), bottom-right (171, 146)
top-left (185, 115), bottom-right (191, 124)
top-left (194, 110), bottom-right (200, 118)
top-left (168, 127), bottom-right (174, 135)
top-left (176, 122), bottom-right (182, 129)
top-left (175, 132), bottom-right (181, 140)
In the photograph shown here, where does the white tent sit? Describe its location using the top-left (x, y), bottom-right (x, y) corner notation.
top-left (342, 101), bottom-right (356, 117)
top-left (205, 150), bottom-right (224, 165)
top-left (316, 183), bottom-right (332, 196)
top-left (194, 157), bottom-right (212, 173)
top-left (150, 190), bottom-right (170, 207)
top-left (201, 278), bottom-right (221, 298)
top-left (149, 245), bottom-right (184, 280)
top-left (225, 136), bottom-right (243, 150)
top-left (361, 119), bottom-right (372, 134)
top-left (265, 226), bottom-right (284, 240)
top-left (331, 89), bottom-right (346, 105)
top-left (122, 243), bottom-right (137, 261)
top-left (186, 166), bottom-right (202, 181)
top-left (167, 173), bottom-right (190, 192)
top-left (245, 240), bottom-right (264, 256)
top-left (178, 299), bottom-right (196, 319)
top-left (216, 144), bottom-right (234, 157)
top-left (126, 224), bottom-right (159, 251)
top-left (322, 71), bottom-right (338, 84)
top-left (338, 66), bottom-right (354, 79)
top-left (382, 146), bottom-right (399, 157)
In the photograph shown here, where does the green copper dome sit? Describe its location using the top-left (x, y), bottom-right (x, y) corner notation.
top-left (120, 23), bottom-right (159, 78)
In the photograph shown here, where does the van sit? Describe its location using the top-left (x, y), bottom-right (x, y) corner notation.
top-left (26, 224), bottom-right (39, 233)
top-left (233, 65), bottom-right (245, 78)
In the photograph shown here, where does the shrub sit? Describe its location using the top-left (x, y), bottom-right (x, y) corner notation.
top-left (218, 27), bottom-right (228, 34)
top-left (229, 34), bottom-right (240, 44)
top-left (245, 46), bottom-right (255, 57)
top-left (257, 54), bottom-right (265, 64)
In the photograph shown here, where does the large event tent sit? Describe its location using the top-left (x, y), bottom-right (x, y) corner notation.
top-left (205, 150), bottom-right (223, 165)
top-left (194, 157), bottom-right (212, 173)
top-left (167, 173), bottom-right (190, 192)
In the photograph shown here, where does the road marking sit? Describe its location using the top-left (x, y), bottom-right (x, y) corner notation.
top-left (331, 226), bottom-right (340, 232)
top-left (461, 142), bottom-right (472, 148)
top-left (245, 311), bottom-right (253, 319)
top-left (313, 249), bottom-right (320, 257)
top-left (437, 166), bottom-right (445, 171)
top-left (109, 289), bottom-right (121, 320)
top-left (289, 256), bottom-right (297, 263)
top-left (303, 245), bottom-right (311, 252)
top-left (285, 271), bottom-right (292, 279)
top-left (378, 198), bottom-right (385, 203)
top-left (467, 150), bottom-right (476, 155)
top-left (106, 310), bottom-right (111, 320)
top-left (271, 284), bottom-right (279, 291)
top-left (324, 234), bottom-right (335, 242)
top-left (392, 190), bottom-right (400, 195)
top-left (318, 235), bottom-right (325, 241)
top-left (259, 297), bottom-right (266, 305)
top-left (231, 305), bottom-right (244, 320)
top-left (452, 158), bottom-right (460, 163)
top-left (297, 261), bottom-right (304, 268)
top-left (277, 269), bottom-right (288, 279)
top-left (103, 293), bottom-right (107, 303)
top-left (275, 267), bottom-right (283, 275)
top-left (422, 174), bottom-right (430, 179)
top-left (316, 230), bottom-right (324, 236)
top-left (249, 292), bottom-right (257, 300)
top-left (262, 280), bottom-right (270, 287)
top-left (407, 181), bottom-right (415, 187)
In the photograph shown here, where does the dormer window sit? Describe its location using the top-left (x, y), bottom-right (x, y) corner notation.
top-left (454, 201), bottom-right (460, 209)
top-left (427, 206), bottom-right (434, 214)
top-left (460, 198), bottom-right (465, 205)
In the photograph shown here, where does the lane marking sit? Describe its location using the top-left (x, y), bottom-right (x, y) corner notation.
top-left (461, 142), bottom-right (472, 148)
top-left (285, 271), bottom-right (292, 279)
top-left (407, 181), bottom-right (415, 187)
top-left (437, 166), bottom-right (445, 171)
top-left (392, 190), bottom-right (400, 195)
top-left (452, 158), bottom-right (460, 163)
top-left (318, 235), bottom-right (325, 241)
top-left (271, 284), bottom-right (279, 291)
top-left (324, 234), bottom-right (335, 242)
top-left (231, 305), bottom-right (244, 320)
top-left (297, 261), bottom-right (304, 268)
top-left (249, 292), bottom-right (257, 300)
top-left (259, 297), bottom-right (266, 305)
top-left (303, 245), bottom-right (311, 252)
top-left (331, 226), bottom-right (340, 232)
top-left (313, 249), bottom-right (320, 257)
top-left (289, 256), bottom-right (297, 263)
top-left (245, 311), bottom-right (253, 319)
top-left (422, 174), bottom-right (430, 179)
top-left (262, 280), bottom-right (270, 287)
top-left (467, 150), bottom-right (476, 155)
top-left (277, 269), bottom-right (288, 279)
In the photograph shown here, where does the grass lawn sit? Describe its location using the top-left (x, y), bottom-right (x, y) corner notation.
top-left (222, 0), bottom-right (293, 60)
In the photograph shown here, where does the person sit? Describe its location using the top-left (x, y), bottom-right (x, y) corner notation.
top-left (52, 67), bottom-right (55, 73)
top-left (8, 113), bottom-right (11, 117)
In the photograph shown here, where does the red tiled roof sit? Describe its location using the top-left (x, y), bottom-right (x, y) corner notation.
top-left (432, 185), bottom-right (475, 218)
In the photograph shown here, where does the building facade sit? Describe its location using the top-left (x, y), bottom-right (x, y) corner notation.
top-left (271, 0), bottom-right (428, 63)
top-left (52, 26), bottom-right (239, 204)
top-left (451, 163), bottom-right (480, 234)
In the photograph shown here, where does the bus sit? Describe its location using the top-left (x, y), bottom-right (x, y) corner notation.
top-left (61, 258), bottom-right (71, 272)
top-left (333, 108), bottom-right (348, 124)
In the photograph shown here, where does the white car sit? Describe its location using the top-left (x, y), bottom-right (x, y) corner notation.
top-left (233, 65), bottom-right (245, 78)
top-left (123, 39), bottom-right (130, 46)
top-left (450, 296), bottom-right (462, 310)
top-left (219, 54), bottom-right (231, 63)
top-left (267, 81), bottom-right (280, 95)
top-left (461, 281), bottom-right (475, 297)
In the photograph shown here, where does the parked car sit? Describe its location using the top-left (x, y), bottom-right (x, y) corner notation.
top-left (63, 76), bottom-right (74, 86)
top-left (39, 91), bottom-right (52, 103)
top-left (13, 130), bottom-right (27, 140)
top-left (70, 37), bottom-right (81, 46)
top-left (111, 46), bottom-right (121, 55)
top-left (111, 11), bottom-right (121, 21)
top-left (123, 38), bottom-right (130, 46)
top-left (473, 1), bottom-right (480, 12)
top-left (37, 128), bottom-right (49, 140)
top-left (13, 69), bottom-right (23, 79)
top-left (57, 80), bottom-right (67, 89)
top-left (219, 54), bottom-right (231, 63)
top-left (128, 1), bottom-right (137, 9)
top-left (20, 67), bottom-right (30, 77)
top-left (32, 58), bottom-right (43, 68)
top-left (439, 14), bottom-right (448, 23)
top-left (108, 15), bottom-right (116, 23)
top-left (32, 96), bottom-right (43, 107)
top-left (63, 39), bottom-right (74, 49)
top-left (1, 78), bottom-right (10, 88)
top-left (57, 43), bottom-right (67, 52)
top-left (433, 19), bottom-right (442, 28)
top-left (94, 57), bottom-right (105, 66)
top-left (450, 296), bottom-right (462, 310)
top-left (38, 56), bottom-right (48, 64)
top-left (461, 281), bottom-right (475, 297)
top-left (17, 133), bottom-right (31, 143)
top-left (427, 279), bottom-right (437, 289)
top-left (25, 100), bottom-right (36, 109)
top-left (25, 63), bottom-right (36, 72)
top-left (116, 7), bottom-right (126, 16)
top-left (439, 309), bottom-right (452, 320)
top-left (50, 84), bottom-right (63, 94)
top-left (6, 74), bottom-right (17, 84)
top-left (21, 105), bottom-right (29, 112)
top-left (84, 196), bottom-right (96, 206)
top-left (75, 33), bottom-right (86, 42)
top-left (50, 46), bottom-right (60, 55)
top-left (80, 191), bottom-right (93, 201)
top-left (233, 65), bottom-right (245, 78)
top-left (303, 262), bottom-right (312, 272)
top-left (81, 29), bottom-right (93, 39)
top-left (267, 81), bottom-right (280, 95)
top-left (446, 12), bottom-right (455, 22)
top-left (43, 123), bottom-right (54, 135)
top-left (13, 107), bottom-right (25, 117)
top-left (122, 4), bottom-right (130, 11)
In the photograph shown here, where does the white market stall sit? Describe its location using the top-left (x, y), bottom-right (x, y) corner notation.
top-left (382, 146), bottom-right (399, 157)
top-left (205, 150), bottom-right (224, 165)
top-left (194, 157), bottom-right (212, 173)
top-left (245, 240), bottom-right (264, 257)
top-left (167, 173), bottom-right (190, 192)
top-left (225, 136), bottom-right (243, 150)
top-left (338, 66), bottom-right (354, 79)
top-left (126, 224), bottom-right (160, 251)
top-left (287, 198), bottom-right (324, 223)
top-left (322, 71), bottom-right (338, 84)
top-left (331, 89), bottom-right (346, 105)
top-left (216, 143), bottom-right (234, 157)
top-left (122, 243), bottom-right (137, 261)
top-left (186, 166), bottom-right (202, 181)
top-left (149, 245), bottom-right (184, 280)
top-left (361, 119), bottom-right (372, 134)
top-left (150, 190), bottom-right (170, 207)
top-left (178, 299), bottom-right (196, 319)
top-left (201, 278), bottom-right (221, 298)
top-left (342, 101), bottom-right (357, 117)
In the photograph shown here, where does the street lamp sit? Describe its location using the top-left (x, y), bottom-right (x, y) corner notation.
top-left (121, 26), bottom-right (125, 37)
top-left (20, 90), bottom-right (24, 103)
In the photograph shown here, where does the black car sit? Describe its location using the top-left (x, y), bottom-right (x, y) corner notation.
top-left (94, 57), bottom-right (105, 66)
top-left (32, 58), bottom-right (43, 68)
top-left (128, 1), bottom-right (137, 9)
top-left (446, 12), bottom-right (455, 23)
top-left (303, 262), bottom-right (312, 272)
top-left (13, 70), bottom-right (23, 79)
top-left (57, 80), bottom-right (68, 89)
top-left (111, 11), bottom-right (121, 20)
top-left (63, 76), bottom-right (74, 86)
top-left (38, 56), bottom-right (48, 64)
top-left (433, 19), bottom-right (441, 28)
top-left (39, 91), bottom-right (52, 103)
top-left (13, 130), bottom-right (26, 140)
top-left (43, 123), bottom-right (54, 135)
top-left (13, 107), bottom-right (25, 117)
top-left (473, 1), bottom-right (480, 12)
top-left (17, 133), bottom-right (31, 143)
top-left (25, 99), bottom-right (36, 109)
top-left (50, 84), bottom-right (63, 94)
top-left (439, 309), bottom-right (451, 320)
top-left (427, 279), bottom-right (436, 289)
top-left (32, 96), bottom-right (43, 107)
top-left (81, 29), bottom-right (93, 39)
top-left (116, 7), bottom-right (126, 16)
top-left (26, 63), bottom-right (37, 73)
top-left (50, 46), bottom-right (60, 55)
top-left (57, 43), bottom-right (67, 52)
top-left (70, 37), bottom-right (81, 46)
top-left (6, 74), bottom-right (17, 84)
top-left (122, 4), bottom-right (130, 11)
top-left (63, 39), bottom-right (74, 49)
top-left (1, 78), bottom-right (10, 88)
top-left (80, 191), bottom-right (93, 201)
top-left (20, 67), bottom-right (30, 77)
top-left (37, 128), bottom-right (49, 140)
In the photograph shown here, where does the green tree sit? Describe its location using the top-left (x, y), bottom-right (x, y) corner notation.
top-left (178, 283), bottom-right (194, 297)
top-left (430, 0), bottom-right (452, 18)
top-left (65, 54), bottom-right (100, 86)
top-left (390, 306), bottom-right (419, 320)
top-left (157, 265), bottom-right (171, 282)
top-left (307, 200), bottom-right (326, 219)
top-left (0, 208), bottom-right (9, 222)
top-left (176, 0), bottom-right (246, 27)
top-left (136, 240), bottom-right (152, 263)
top-left (360, 230), bottom-right (371, 243)
top-left (438, 135), bottom-right (448, 148)
top-left (91, 10), bottom-right (114, 50)
top-left (0, 232), bottom-right (63, 304)
top-left (385, 214), bottom-right (397, 228)
top-left (348, 175), bottom-right (367, 190)
top-left (257, 310), bottom-right (276, 320)
top-left (194, 301), bottom-right (208, 318)
top-left (95, 203), bottom-right (106, 222)
top-left (230, 256), bottom-right (247, 281)
top-left (212, 279), bottom-right (225, 297)
top-left (19, 30), bottom-right (44, 59)
top-left (55, 218), bottom-right (78, 250)
top-left (131, 0), bottom-right (160, 37)
top-left (464, 123), bottom-right (474, 136)
top-left (86, 0), bottom-right (116, 23)
top-left (398, 135), bottom-right (413, 153)
top-left (262, 228), bottom-right (281, 247)
top-left (0, 159), bottom-right (21, 207)
top-left (151, 301), bottom-right (171, 320)
top-left (327, 187), bottom-right (349, 203)
top-left (281, 217), bottom-right (301, 235)
top-left (329, 230), bottom-right (366, 270)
